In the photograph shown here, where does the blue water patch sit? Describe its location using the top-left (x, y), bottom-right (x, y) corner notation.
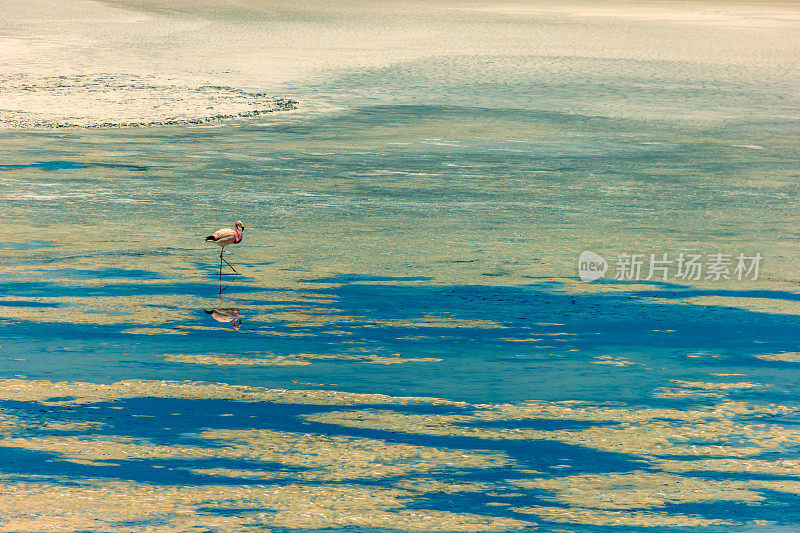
top-left (0, 300), bottom-right (59, 308)
top-left (0, 444), bottom-right (304, 486)
top-left (0, 395), bottom-right (641, 482)
top-left (1, 270), bottom-right (799, 531)
top-left (0, 241), bottom-right (56, 250)
top-left (35, 268), bottom-right (167, 280)
top-left (0, 161), bottom-right (147, 172)
top-left (0, 161), bottom-right (90, 171)
top-left (2, 275), bottom-right (800, 406)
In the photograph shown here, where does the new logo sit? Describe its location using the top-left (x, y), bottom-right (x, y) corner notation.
top-left (578, 251), bottom-right (607, 282)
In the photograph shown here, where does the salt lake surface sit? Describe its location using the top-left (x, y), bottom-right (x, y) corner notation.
top-left (1, 0), bottom-right (799, 531)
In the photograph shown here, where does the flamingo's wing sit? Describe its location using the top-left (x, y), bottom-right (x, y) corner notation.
top-left (213, 228), bottom-right (236, 240)
top-left (207, 228), bottom-right (237, 245)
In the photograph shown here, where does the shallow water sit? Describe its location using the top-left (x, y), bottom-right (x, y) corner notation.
top-left (1, 0), bottom-right (800, 531)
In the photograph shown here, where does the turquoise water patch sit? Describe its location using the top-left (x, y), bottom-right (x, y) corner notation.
top-left (0, 161), bottom-right (147, 172)
top-left (35, 268), bottom-right (167, 280)
top-left (0, 241), bottom-right (56, 250)
top-left (1, 272), bottom-right (798, 405)
top-left (0, 161), bottom-right (89, 171)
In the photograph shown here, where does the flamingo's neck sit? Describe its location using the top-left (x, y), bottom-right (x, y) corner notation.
top-left (234, 225), bottom-right (243, 244)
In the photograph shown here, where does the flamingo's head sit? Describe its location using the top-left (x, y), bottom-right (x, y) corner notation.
top-left (235, 220), bottom-right (245, 231)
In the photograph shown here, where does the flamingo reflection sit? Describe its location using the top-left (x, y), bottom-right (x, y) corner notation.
top-left (204, 306), bottom-right (242, 330)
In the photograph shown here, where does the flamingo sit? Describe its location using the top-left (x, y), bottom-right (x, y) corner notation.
top-left (205, 220), bottom-right (244, 274)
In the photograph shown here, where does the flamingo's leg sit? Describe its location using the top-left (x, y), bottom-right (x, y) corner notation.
top-left (220, 249), bottom-right (239, 274)
top-left (218, 251), bottom-right (223, 292)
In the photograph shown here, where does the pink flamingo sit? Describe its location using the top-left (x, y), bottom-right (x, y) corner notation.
top-left (205, 220), bottom-right (244, 274)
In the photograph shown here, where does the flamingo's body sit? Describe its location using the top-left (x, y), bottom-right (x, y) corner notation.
top-left (205, 220), bottom-right (244, 274)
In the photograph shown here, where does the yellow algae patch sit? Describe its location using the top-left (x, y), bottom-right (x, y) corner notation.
top-left (679, 296), bottom-right (800, 316)
top-left (2, 378), bottom-right (800, 530)
top-left (656, 457), bottom-right (800, 476)
top-left (306, 409), bottom-right (766, 458)
top-left (307, 398), bottom-right (800, 459)
top-left (241, 308), bottom-right (491, 331)
top-left (0, 478), bottom-right (536, 533)
top-left (162, 352), bottom-right (443, 367)
top-left (364, 355), bottom-right (443, 364)
top-left (0, 294), bottom-right (200, 326)
top-left (199, 428), bottom-right (512, 481)
top-left (468, 398), bottom-right (778, 423)
top-left (355, 317), bottom-right (506, 330)
top-left (123, 327), bottom-right (187, 335)
top-left (0, 378), bottom-right (468, 407)
top-left (187, 467), bottom-right (292, 480)
top-left (0, 436), bottom-right (208, 463)
top-left (536, 422), bottom-right (765, 458)
top-left (175, 325), bottom-right (234, 332)
top-left (591, 355), bottom-right (638, 367)
top-left (246, 309), bottom-right (350, 327)
top-left (255, 330), bottom-right (316, 337)
top-left (755, 352), bottom-right (800, 362)
top-left (0, 428), bottom-right (511, 482)
top-left (0, 291), bottom-right (340, 329)
top-left (555, 280), bottom-right (673, 295)
top-left (669, 380), bottom-right (767, 390)
top-left (291, 380), bottom-right (326, 387)
top-left (651, 388), bottom-right (724, 399)
top-left (0, 412), bottom-right (21, 433)
top-left (164, 353), bottom-right (312, 366)
top-left (1, 376), bottom-right (800, 529)
top-left (238, 306), bottom-right (486, 331)
top-left (653, 380), bottom-right (767, 399)
top-left (396, 479), bottom-right (496, 494)
top-left (757, 480), bottom-right (800, 496)
top-left (509, 472), bottom-right (762, 509)
top-left (512, 505), bottom-right (736, 528)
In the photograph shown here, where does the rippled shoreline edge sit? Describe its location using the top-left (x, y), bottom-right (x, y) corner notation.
top-left (0, 97), bottom-right (299, 130)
